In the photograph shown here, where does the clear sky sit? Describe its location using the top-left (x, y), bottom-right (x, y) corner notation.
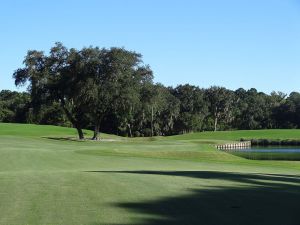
top-left (0, 0), bottom-right (299, 94)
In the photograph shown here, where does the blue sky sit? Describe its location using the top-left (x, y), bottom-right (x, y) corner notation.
top-left (0, 0), bottom-right (299, 93)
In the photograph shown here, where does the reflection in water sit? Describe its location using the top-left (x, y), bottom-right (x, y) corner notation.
top-left (227, 146), bottom-right (300, 161)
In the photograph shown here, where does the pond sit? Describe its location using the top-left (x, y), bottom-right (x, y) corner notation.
top-left (227, 146), bottom-right (300, 161)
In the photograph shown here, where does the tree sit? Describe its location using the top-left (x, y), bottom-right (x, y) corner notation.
top-left (232, 88), bottom-right (280, 130)
top-left (139, 83), bottom-right (175, 136)
top-left (171, 84), bottom-right (208, 133)
top-left (155, 86), bottom-right (180, 135)
top-left (272, 92), bottom-right (300, 128)
top-left (13, 43), bottom-right (154, 139)
top-left (85, 47), bottom-right (153, 139)
top-left (205, 86), bottom-right (234, 131)
top-left (13, 43), bottom-right (90, 139)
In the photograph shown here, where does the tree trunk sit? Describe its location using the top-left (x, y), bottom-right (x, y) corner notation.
top-left (92, 123), bottom-right (100, 140)
top-left (214, 116), bottom-right (218, 132)
top-left (127, 123), bottom-right (132, 138)
top-left (76, 126), bottom-right (84, 140)
top-left (151, 105), bottom-right (154, 137)
top-left (62, 104), bottom-right (84, 140)
top-left (60, 99), bottom-right (84, 140)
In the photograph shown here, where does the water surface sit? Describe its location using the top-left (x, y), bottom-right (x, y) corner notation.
top-left (228, 146), bottom-right (300, 161)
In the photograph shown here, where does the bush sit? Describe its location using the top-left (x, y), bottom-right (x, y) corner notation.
top-left (134, 131), bottom-right (141, 137)
top-left (142, 128), bottom-right (152, 137)
top-left (251, 139), bottom-right (258, 145)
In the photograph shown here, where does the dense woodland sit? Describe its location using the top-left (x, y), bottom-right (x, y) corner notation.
top-left (1, 43), bottom-right (300, 139)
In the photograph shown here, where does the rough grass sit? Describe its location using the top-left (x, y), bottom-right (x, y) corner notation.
top-left (0, 123), bottom-right (300, 225)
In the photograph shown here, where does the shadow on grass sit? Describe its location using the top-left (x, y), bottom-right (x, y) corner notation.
top-left (43, 137), bottom-right (84, 142)
top-left (87, 170), bottom-right (300, 225)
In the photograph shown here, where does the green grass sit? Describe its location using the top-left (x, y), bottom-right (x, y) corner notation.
top-left (0, 123), bottom-right (300, 225)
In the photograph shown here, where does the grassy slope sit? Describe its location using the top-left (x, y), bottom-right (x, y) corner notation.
top-left (0, 123), bottom-right (300, 225)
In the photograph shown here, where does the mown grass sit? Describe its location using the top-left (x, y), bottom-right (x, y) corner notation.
top-left (0, 123), bottom-right (300, 225)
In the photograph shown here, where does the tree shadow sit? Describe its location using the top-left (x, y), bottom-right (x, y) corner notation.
top-left (87, 170), bottom-right (300, 225)
top-left (44, 136), bottom-right (106, 142)
top-left (43, 137), bottom-right (84, 142)
top-left (86, 170), bottom-right (300, 186)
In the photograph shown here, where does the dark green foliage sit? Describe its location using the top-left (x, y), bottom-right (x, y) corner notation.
top-left (205, 86), bottom-right (234, 131)
top-left (232, 88), bottom-right (274, 130)
top-left (0, 90), bottom-right (30, 123)
top-left (272, 92), bottom-right (300, 128)
top-left (171, 84), bottom-right (208, 134)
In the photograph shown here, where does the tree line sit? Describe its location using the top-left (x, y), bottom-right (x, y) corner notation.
top-left (1, 43), bottom-right (299, 139)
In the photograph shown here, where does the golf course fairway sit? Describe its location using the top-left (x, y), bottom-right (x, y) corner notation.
top-left (0, 123), bottom-right (300, 225)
